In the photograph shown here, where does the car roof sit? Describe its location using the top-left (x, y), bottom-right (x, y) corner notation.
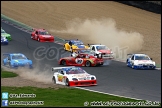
top-left (62, 67), bottom-right (82, 71)
top-left (10, 53), bottom-right (25, 56)
top-left (134, 54), bottom-right (148, 56)
top-left (35, 29), bottom-right (46, 32)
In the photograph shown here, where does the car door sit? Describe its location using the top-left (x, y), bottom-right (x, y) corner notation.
top-left (7, 55), bottom-right (11, 66)
top-left (74, 54), bottom-right (84, 66)
top-left (57, 70), bottom-right (65, 83)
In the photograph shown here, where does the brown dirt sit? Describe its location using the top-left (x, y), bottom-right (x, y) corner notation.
top-left (1, 1), bottom-right (161, 87)
top-left (1, 66), bottom-right (67, 88)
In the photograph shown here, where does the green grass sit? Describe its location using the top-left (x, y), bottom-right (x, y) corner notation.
top-left (1, 86), bottom-right (161, 107)
top-left (1, 69), bottom-right (18, 78)
top-left (156, 64), bottom-right (161, 68)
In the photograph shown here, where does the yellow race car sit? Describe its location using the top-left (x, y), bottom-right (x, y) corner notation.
top-left (64, 39), bottom-right (89, 52)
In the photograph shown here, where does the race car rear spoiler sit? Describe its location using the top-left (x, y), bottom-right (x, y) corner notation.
top-left (51, 66), bottom-right (75, 72)
top-left (127, 54), bottom-right (133, 55)
top-left (87, 43), bottom-right (102, 46)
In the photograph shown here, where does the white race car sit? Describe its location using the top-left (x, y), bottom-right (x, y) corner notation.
top-left (126, 54), bottom-right (156, 69)
top-left (88, 44), bottom-right (114, 59)
top-left (52, 66), bottom-right (97, 86)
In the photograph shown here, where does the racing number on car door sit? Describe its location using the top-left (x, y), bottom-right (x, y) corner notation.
top-left (75, 58), bottom-right (83, 64)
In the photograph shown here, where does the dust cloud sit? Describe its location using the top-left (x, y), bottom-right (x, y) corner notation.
top-left (18, 62), bottom-right (52, 84)
top-left (50, 18), bottom-right (144, 60)
top-left (1, 62), bottom-right (53, 84)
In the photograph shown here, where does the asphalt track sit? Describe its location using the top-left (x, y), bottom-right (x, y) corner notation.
top-left (1, 21), bottom-right (161, 102)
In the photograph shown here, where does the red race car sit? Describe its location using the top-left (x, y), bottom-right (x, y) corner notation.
top-left (31, 28), bottom-right (54, 42)
top-left (59, 49), bottom-right (104, 67)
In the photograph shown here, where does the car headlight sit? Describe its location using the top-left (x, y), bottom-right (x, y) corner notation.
top-left (13, 63), bottom-right (18, 65)
top-left (91, 77), bottom-right (95, 80)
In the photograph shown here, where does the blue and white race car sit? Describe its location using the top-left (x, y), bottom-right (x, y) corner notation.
top-left (126, 53), bottom-right (156, 70)
top-left (3, 53), bottom-right (33, 68)
top-left (1, 36), bottom-right (8, 45)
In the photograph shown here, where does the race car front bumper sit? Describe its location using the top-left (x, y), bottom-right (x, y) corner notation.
top-left (69, 80), bottom-right (97, 86)
top-left (1, 41), bottom-right (8, 45)
top-left (39, 37), bottom-right (54, 42)
top-left (134, 65), bottom-right (156, 69)
top-left (11, 63), bottom-right (33, 69)
top-left (96, 61), bottom-right (104, 65)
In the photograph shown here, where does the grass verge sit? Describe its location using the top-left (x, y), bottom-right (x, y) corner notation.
top-left (1, 69), bottom-right (18, 78)
top-left (1, 86), bottom-right (161, 107)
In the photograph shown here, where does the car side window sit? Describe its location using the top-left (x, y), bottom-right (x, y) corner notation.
top-left (131, 55), bottom-right (134, 60)
top-left (61, 71), bottom-right (64, 75)
top-left (8, 55), bottom-right (11, 61)
top-left (92, 46), bottom-right (95, 51)
top-left (35, 31), bottom-right (38, 34)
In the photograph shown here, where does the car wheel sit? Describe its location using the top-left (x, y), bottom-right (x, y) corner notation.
top-left (65, 78), bottom-right (70, 86)
top-left (52, 77), bottom-right (56, 84)
top-left (61, 60), bottom-right (66, 66)
top-left (96, 54), bottom-right (102, 58)
top-left (131, 63), bottom-right (134, 69)
top-left (85, 61), bottom-right (91, 67)
top-left (9, 62), bottom-right (12, 68)
top-left (3, 60), bottom-right (6, 66)
top-left (70, 47), bottom-right (73, 52)
top-left (126, 61), bottom-right (129, 67)
top-left (64, 45), bottom-right (66, 50)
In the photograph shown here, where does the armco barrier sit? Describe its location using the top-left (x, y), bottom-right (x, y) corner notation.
top-left (1, 14), bottom-right (65, 43)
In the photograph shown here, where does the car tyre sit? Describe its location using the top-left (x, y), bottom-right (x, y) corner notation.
top-left (85, 61), bottom-right (91, 67)
top-left (131, 63), bottom-right (134, 69)
top-left (65, 78), bottom-right (70, 86)
top-left (37, 37), bottom-right (40, 42)
top-left (52, 77), bottom-right (56, 84)
top-left (9, 62), bottom-right (12, 68)
top-left (3, 60), bottom-right (6, 66)
top-left (126, 61), bottom-right (129, 67)
top-left (61, 60), bottom-right (66, 66)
